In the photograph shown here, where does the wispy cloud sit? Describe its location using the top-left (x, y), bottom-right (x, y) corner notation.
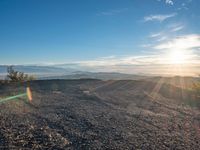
top-left (171, 25), bottom-right (184, 32)
top-left (148, 23), bottom-right (184, 43)
top-left (149, 32), bottom-right (168, 42)
top-left (157, 36), bottom-right (168, 42)
top-left (97, 8), bottom-right (128, 16)
top-left (76, 55), bottom-right (159, 67)
top-left (149, 32), bottom-right (162, 38)
top-left (157, 0), bottom-right (192, 10)
top-left (154, 34), bottom-right (200, 50)
top-left (166, 23), bottom-right (185, 32)
top-left (143, 13), bottom-right (177, 22)
top-left (73, 53), bottom-right (200, 75)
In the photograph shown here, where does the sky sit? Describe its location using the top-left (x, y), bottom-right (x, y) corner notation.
top-left (0, 0), bottom-right (200, 75)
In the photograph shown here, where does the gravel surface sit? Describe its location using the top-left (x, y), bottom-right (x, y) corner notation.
top-left (0, 79), bottom-right (200, 149)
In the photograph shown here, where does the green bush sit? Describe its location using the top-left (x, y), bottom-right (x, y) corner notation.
top-left (7, 66), bottom-right (35, 82)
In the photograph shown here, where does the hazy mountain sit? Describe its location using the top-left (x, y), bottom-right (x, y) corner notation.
top-left (0, 65), bottom-right (149, 80)
top-left (40, 71), bottom-right (148, 80)
top-left (0, 65), bottom-right (77, 79)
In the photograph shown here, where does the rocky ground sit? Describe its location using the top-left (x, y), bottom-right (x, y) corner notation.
top-left (0, 79), bottom-right (200, 149)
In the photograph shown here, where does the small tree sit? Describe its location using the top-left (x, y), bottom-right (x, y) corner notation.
top-left (7, 66), bottom-right (35, 82)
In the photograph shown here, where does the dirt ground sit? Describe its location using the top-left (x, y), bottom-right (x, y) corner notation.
top-left (0, 79), bottom-right (200, 149)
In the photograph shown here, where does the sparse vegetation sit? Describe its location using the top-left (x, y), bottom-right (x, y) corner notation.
top-left (193, 79), bottom-right (200, 97)
top-left (6, 66), bottom-right (35, 82)
top-left (189, 77), bottom-right (200, 108)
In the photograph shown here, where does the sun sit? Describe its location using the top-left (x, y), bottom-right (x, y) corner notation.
top-left (164, 49), bottom-right (195, 76)
top-left (169, 50), bottom-right (188, 64)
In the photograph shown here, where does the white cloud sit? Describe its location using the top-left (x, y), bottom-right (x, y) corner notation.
top-left (167, 23), bottom-right (185, 32)
top-left (154, 34), bottom-right (200, 50)
top-left (148, 23), bottom-right (184, 43)
top-left (77, 55), bottom-right (161, 67)
top-left (157, 36), bottom-right (168, 42)
top-left (165, 0), bottom-right (174, 5)
top-left (149, 31), bottom-right (168, 42)
top-left (171, 25), bottom-right (184, 32)
top-left (52, 33), bottom-right (200, 75)
top-left (150, 32), bottom-right (162, 38)
top-left (73, 53), bottom-right (200, 75)
top-left (144, 13), bottom-right (177, 22)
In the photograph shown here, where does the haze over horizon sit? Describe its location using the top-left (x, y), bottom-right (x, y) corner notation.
top-left (1, 0), bottom-right (200, 75)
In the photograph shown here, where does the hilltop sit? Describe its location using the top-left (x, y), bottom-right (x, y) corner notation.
top-left (0, 79), bottom-right (200, 149)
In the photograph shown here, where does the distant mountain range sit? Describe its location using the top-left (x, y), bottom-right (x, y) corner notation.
top-left (1, 65), bottom-right (197, 82)
top-left (40, 71), bottom-right (148, 80)
top-left (0, 65), bottom-right (77, 73)
top-left (0, 65), bottom-right (77, 79)
top-left (0, 65), bottom-right (148, 80)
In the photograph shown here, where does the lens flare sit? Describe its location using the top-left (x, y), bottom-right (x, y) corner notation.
top-left (0, 87), bottom-right (33, 104)
top-left (26, 87), bottom-right (33, 102)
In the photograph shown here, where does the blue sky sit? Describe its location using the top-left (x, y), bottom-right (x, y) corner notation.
top-left (0, 0), bottom-right (200, 75)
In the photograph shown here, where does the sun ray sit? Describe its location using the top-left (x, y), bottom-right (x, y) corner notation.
top-left (150, 77), bottom-right (165, 100)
